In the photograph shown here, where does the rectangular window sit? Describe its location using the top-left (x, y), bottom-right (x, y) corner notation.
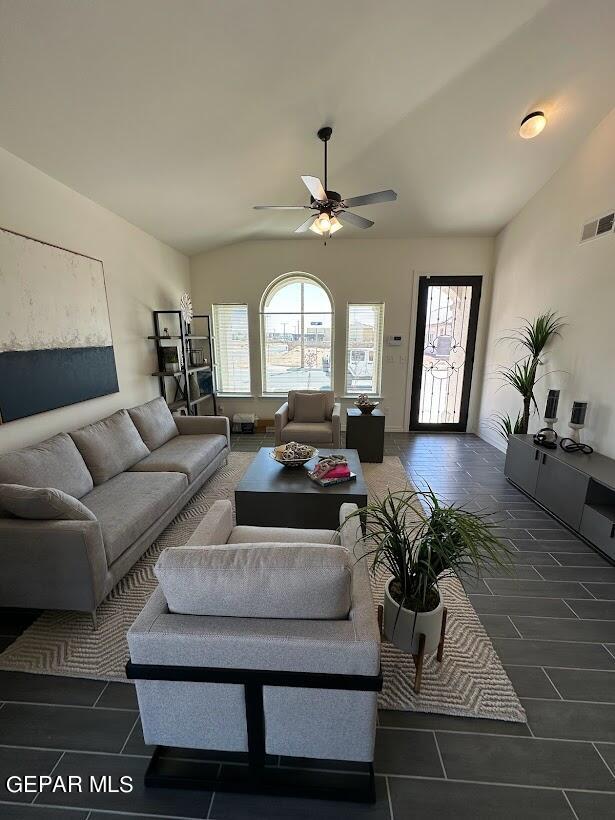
top-left (212, 304), bottom-right (251, 395)
top-left (345, 303), bottom-right (384, 395)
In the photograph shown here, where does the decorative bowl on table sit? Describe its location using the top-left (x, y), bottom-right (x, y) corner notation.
top-left (354, 394), bottom-right (379, 415)
top-left (270, 442), bottom-right (317, 468)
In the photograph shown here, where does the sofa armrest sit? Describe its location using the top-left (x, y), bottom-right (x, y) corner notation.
top-left (274, 402), bottom-right (289, 446)
top-left (339, 502), bottom-right (376, 634)
top-left (128, 583), bottom-right (380, 676)
top-left (0, 518), bottom-right (107, 612)
top-left (331, 402), bottom-right (341, 448)
top-left (185, 499), bottom-right (233, 546)
top-left (339, 503), bottom-right (361, 551)
top-left (175, 414), bottom-right (230, 447)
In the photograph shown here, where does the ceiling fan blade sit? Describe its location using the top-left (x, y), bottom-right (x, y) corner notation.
top-left (253, 205), bottom-right (312, 210)
top-left (295, 214), bottom-right (318, 233)
top-left (301, 175), bottom-right (327, 202)
top-left (342, 189), bottom-right (397, 208)
top-left (338, 211), bottom-right (374, 229)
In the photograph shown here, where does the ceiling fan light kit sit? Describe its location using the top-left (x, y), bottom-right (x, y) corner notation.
top-left (329, 215), bottom-right (343, 234)
top-left (253, 126), bottom-right (397, 242)
top-left (310, 212), bottom-right (343, 236)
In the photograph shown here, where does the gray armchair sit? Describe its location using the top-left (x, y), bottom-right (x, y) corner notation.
top-left (274, 389), bottom-right (341, 447)
top-left (126, 500), bottom-right (381, 802)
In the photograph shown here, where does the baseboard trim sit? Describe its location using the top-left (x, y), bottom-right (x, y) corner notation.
top-left (477, 427), bottom-right (507, 453)
top-left (261, 425), bottom-right (407, 434)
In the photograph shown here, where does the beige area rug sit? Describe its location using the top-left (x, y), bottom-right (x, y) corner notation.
top-left (0, 452), bottom-right (525, 722)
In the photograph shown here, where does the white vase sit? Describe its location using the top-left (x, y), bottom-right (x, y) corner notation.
top-left (383, 577), bottom-right (443, 655)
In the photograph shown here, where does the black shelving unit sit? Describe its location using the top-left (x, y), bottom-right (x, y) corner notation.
top-left (148, 310), bottom-right (217, 416)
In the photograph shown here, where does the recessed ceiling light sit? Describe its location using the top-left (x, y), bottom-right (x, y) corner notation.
top-left (519, 111), bottom-right (547, 139)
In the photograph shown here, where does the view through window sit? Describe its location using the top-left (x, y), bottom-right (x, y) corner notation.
top-left (261, 275), bottom-right (333, 393)
top-left (345, 303), bottom-right (384, 395)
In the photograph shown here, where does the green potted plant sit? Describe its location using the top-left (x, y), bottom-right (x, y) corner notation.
top-left (495, 311), bottom-right (565, 434)
top-left (490, 410), bottom-right (523, 442)
top-left (346, 489), bottom-right (512, 654)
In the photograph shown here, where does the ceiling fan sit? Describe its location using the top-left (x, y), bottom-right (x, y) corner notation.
top-left (253, 126), bottom-right (397, 239)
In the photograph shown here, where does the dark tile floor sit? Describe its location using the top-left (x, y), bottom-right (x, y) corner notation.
top-left (0, 432), bottom-right (614, 818)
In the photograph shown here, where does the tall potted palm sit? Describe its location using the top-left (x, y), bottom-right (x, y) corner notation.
top-left (502, 310), bottom-right (565, 362)
top-left (495, 311), bottom-right (565, 435)
top-left (498, 358), bottom-right (540, 435)
top-left (346, 489), bottom-right (512, 653)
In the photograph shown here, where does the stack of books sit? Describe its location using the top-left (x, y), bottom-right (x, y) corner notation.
top-left (308, 454), bottom-right (356, 487)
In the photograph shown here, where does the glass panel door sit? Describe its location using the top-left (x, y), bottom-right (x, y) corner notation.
top-left (409, 276), bottom-right (482, 431)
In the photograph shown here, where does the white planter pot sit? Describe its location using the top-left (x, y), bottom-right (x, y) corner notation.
top-left (383, 577), bottom-right (443, 655)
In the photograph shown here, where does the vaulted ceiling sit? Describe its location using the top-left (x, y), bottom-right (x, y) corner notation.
top-left (1, 0), bottom-right (614, 254)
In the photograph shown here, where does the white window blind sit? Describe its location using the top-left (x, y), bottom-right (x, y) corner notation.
top-left (345, 303), bottom-right (384, 395)
top-left (212, 304), bottom-right (251, 395)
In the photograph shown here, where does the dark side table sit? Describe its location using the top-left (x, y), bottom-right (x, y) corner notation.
top-left (345, 408), bottom-right (385, 462)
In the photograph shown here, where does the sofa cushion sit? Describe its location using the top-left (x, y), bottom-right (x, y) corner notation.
top-left (154, 543), bottom-right (351, 619)
top-left (0, 483), bottom-right (97, 521)
top-left (128, 397), bottom-right (179, 451)
top-left (228, 526), bottom-right (339, 545)
top-left (0, 433), bottom-right (93, 499)
top-left (280, 421), bottom-right (333, 444)
top-left (289, 390), bottom-right (334, 421)
top-left (293, 392), bottom-right (326, 423)
top-left (81, 471), bottom-right (187, 564)
top-left (129, 433), bottom-right (227, 483)
top-left (70, 410), bottom-right (150, 485)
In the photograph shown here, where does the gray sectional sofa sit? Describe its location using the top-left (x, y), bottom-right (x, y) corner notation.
top-left (0, 397), bottom-right (230, 622)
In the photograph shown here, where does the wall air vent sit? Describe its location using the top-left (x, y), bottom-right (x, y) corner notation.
top-left (580, 211), bottom-right (615, 243)
top-left (597, 212), bottom-right (614, 235)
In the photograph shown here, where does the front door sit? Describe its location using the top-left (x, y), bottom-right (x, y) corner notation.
top-left (409, 276), bottom-right (482, 431)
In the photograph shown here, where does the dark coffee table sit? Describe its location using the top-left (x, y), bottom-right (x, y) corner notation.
top-left (235, 447), bottom-right (368, 529)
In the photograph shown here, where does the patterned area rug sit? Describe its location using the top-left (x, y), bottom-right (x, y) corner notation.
top-left (0, 452), bottom-right (525, 722)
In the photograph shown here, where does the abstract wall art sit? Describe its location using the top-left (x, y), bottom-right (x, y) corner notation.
top-left (0, 227), bottom-right (119, 423)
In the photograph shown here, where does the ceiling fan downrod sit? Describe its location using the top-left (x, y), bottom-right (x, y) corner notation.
top-left (318, 126), bottom-right (333, 193)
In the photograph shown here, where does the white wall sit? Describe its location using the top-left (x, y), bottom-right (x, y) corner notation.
top-left (0, 147), bottom-right (190, 453)
top-left (478, 108), bottom-right (615, 456)
top-left (190, 237), bottom-right (494, 431)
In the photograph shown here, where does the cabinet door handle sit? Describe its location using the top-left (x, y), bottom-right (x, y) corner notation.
top-left (542, 453), bottom-right (547, 465)
top-left (610, 524), bottom-right (615, 539)
top-left (534, 450), bottom-right (540, 461)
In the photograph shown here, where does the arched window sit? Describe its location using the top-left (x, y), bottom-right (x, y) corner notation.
top-left (261, 273), bottom-right (333, 394)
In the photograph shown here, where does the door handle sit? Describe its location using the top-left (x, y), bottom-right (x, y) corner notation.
top-left (534, 450), bottom-right (540, 461)
top-left (542, 453), bottom-right (547, 465)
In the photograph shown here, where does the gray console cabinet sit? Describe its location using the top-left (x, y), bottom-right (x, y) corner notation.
top-left (505, 435), bottom-right (615, 564)
top-left (534, 451), bottom-right (588, 530)
top-left (579, 505), bottom-right (615, 561)
top-left (505, 436), bottom-right (541, 496)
